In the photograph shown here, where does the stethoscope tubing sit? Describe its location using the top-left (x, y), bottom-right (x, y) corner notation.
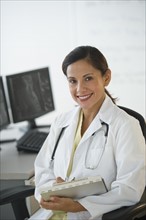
top-left (50, 122), bottom-right (109, 168)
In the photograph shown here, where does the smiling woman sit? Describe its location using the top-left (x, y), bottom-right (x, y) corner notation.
top-left (62, 46), bottom-right (115, 131)
top-left (34, 46), bottom-right (145, 220)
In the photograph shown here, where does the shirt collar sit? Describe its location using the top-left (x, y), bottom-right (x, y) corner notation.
top-left (57, 95), bottom-right (116, 128)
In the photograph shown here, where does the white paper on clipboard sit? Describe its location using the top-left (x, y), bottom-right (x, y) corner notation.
top-left (28, 208), bottom-right (53, 220)
top-left (41, 176), bottom-right (107, 201)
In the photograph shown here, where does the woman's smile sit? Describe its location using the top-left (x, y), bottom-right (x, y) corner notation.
top-left (77, 93), bottom-right (93, 101)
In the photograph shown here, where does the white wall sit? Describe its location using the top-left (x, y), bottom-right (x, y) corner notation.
top-left (1, 0), bottom-right (145, 124)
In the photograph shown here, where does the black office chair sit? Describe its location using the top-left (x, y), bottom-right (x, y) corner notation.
top-left (0, 106), bottom-right (146, 220)
top-left (0, 185), bottom-right (35, 220)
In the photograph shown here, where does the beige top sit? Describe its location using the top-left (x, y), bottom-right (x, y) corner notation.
top-left (50, 111), bottom-right (83, 220)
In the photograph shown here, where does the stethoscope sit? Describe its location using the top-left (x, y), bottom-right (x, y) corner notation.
top-left (49, 121), bottom-right (109, 170)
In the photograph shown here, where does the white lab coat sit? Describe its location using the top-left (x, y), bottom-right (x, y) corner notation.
top-left (34, 96), bottom-right (145, 220)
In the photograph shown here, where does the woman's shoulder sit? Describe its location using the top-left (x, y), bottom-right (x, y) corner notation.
top-left (99, 96), bottom-right (139, 126)
top-left (112, 104), bottom-right (143, 133)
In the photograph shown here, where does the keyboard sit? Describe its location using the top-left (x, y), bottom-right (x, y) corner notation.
top-left (16, 130), bottom-right (48, 153)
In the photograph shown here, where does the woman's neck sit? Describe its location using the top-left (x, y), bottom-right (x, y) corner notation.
top-left (81, 97), bottom-right (105, 135)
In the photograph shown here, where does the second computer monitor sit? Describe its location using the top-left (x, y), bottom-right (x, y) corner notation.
top-left (0, 76), bottom-right (10, 130)
top-left (6, 67), bottom-right (55, 127)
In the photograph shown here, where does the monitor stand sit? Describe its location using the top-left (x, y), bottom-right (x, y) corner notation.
top-left (28, 119), bottom-right (51, 129)
top-left (0, 127), bottom-right (17, 144)
top-left (0, 138), bottom-right (16, 144)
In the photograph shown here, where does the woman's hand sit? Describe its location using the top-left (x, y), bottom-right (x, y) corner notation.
top-left (55, 176), bottom-right (65, 184)
top-left (40, 196), bottom-right (86, 212)
top-left (40, 176), bottom-right (86, 212)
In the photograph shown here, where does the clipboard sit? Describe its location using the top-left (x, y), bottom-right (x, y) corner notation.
top-left (41, 176), bottom-right (107, 201)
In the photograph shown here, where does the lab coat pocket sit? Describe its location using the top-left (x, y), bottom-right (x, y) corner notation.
top-left (85, 131), bottom-right (106, 169)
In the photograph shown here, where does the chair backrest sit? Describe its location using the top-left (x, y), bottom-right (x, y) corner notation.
top-left (118, 106), bottom-right (146, 140)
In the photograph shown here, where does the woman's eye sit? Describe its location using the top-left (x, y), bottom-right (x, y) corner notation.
top-left (68, 79), bottom-right (77, 84)
top-left (85, 76), bottom-right (93, 81)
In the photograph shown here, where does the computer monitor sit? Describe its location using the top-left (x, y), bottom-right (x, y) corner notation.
top-left (6, 67), bottom-right (55, 128)
top-left (0, 76), bottom-right (10, 130)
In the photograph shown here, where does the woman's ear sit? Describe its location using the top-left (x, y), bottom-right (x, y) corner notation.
top-left (103, 69), bottom-right (111, 86)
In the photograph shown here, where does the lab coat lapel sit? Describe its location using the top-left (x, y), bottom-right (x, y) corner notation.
top-left (57, 95), bottom-right (115, 148)
top-left (59, 107), bottom-right (80, 153)
top-left (64, 108), bottom-right (102, 145)
top-left (80, 116), bottom-right (102, 145)
top-left (79, 95), bottom-right (115, 144)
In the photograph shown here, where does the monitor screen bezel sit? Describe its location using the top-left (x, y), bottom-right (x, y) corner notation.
top-left (6, 67), bottom-right (55, 125)
top-left (0, 76), bottom-right (10, 130)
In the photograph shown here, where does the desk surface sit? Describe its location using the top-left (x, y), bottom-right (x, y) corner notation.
top-left (0, 124), bottom-right (51, 181)
top-left (0, 142), bottom-right (37, 180)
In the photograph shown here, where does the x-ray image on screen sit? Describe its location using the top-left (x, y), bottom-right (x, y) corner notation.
top-left (6, 67), bottom-right (55, 127)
